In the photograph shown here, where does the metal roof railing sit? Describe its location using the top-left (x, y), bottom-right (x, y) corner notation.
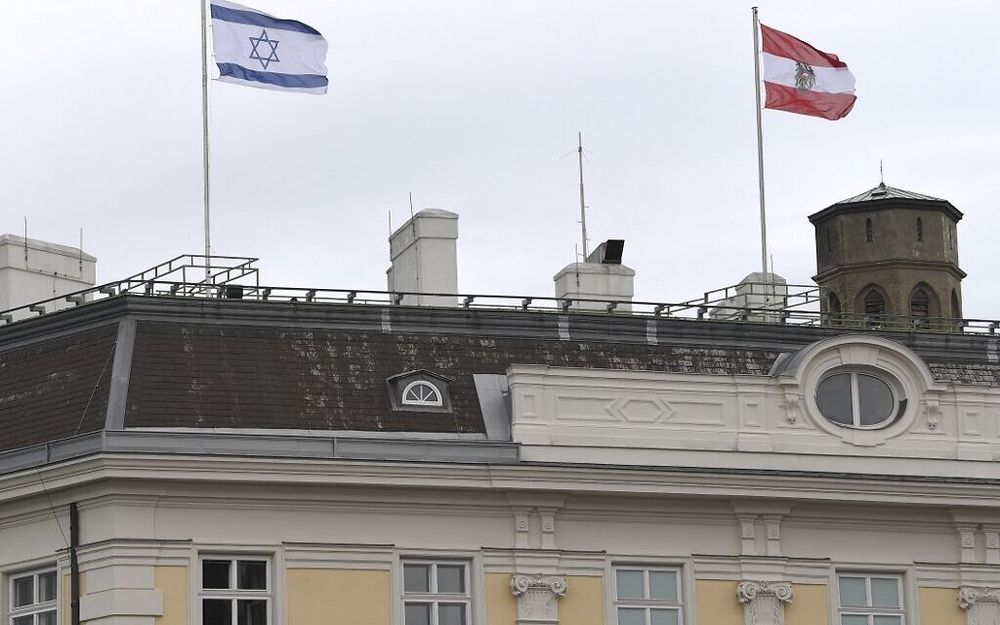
top-left (1, 256), bottom-right (998, 336)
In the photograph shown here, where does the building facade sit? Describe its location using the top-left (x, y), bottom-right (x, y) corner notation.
top-left (1, 185), bottom-right (998, 625)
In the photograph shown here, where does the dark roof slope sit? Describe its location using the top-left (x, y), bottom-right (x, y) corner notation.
top-left (0, 324), bottom-right (116, 451)
top-left (809, 182), bottom-right (963, 223)
top-left (124, 321), bottom-right (780, 433)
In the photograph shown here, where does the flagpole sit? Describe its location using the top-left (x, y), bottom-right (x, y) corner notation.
top-left (752, 6), bottom-right (768, 277)
top-left (200, 0), bottom-right (212, 280)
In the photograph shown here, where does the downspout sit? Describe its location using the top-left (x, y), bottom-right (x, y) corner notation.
top-left (70, 502), bottom-right (80, 625)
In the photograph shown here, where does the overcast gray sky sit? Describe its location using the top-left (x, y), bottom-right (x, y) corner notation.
top-left (3, 1), bottom-right (998, 316)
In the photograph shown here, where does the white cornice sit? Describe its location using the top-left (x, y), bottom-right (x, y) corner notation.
top-left (4, 454), bottom-right (1000, 511)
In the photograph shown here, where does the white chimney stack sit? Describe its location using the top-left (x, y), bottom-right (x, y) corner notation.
top-left (0, 235), bottom-right (96, 321)
top-left (387, 209), bottom-right (459, 306)
top-left (553, 239), bottom-right (635, 311)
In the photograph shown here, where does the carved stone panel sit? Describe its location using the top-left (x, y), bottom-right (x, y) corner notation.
top-left (510, 574), bottom-right (567, 625)
top-left (959, 586), bottom-right (1000, 625)
top-left (738, 581), bottom-right (793, 625)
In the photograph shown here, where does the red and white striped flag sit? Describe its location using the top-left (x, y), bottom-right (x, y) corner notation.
top-left (761, 23), bottom-right (856, 120)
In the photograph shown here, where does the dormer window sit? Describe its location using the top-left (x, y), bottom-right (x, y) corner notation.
top-left (388, 370), bottom-right (452, 412)
top-left (401, 380), bottom-right (443, 407)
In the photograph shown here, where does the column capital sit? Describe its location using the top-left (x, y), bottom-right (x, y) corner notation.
top-left (738, 581), bottom-right (793, 604)
top-left (959, 585), bottom-right (1000, 609)
top-left (737, 581), bottom-right (793, 625)
top-left (510, 574), bottom-right (567, 625)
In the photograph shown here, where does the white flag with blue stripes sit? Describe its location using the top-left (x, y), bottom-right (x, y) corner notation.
top-left (210, 0), bottom-right (328, 94)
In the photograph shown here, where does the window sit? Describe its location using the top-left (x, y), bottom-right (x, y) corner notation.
top-left (837, 574), bottom-right (905, 625)
top-left (401, 381), bottom-right (443, 407)
top-left (614, 567), bottom-right (682, 625)
top-left (865, 218), bottom-right (874, 243)
top-left (816, 371), bottom-right (905, 428)
top-left (915, 218), bottom-right (923, 242)
top-left (402, 561), bottom-right (470, 625)
top-left (200, 557), bottom-right (269, 625)
top-left (909, 289), bottom-right (930, 320)
top-left (864, 290), bottom-right (886, 321)
top-left (8, 570), bottom-right (57, 625)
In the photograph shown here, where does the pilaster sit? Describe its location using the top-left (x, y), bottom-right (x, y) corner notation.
top-left (959, 586), bottom-right (1000, 625)
top-left (737, 581), bottom-right (793, 625)
top-left (510, 574), bottom-right (567, 625)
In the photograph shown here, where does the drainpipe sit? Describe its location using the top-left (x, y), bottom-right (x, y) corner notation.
top-left (70, 502), bottom-right (80, 625)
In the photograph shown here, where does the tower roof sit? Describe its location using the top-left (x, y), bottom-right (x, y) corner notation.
top-left (809, 182), bottom-right (963, 223)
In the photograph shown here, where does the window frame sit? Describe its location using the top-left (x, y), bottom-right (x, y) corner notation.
top-left (815, 369), bottom-right (903, 430)
top-left (401, 380), bottom-right (444, 408)
top-left (198, 555), bottom-right (271, 625)
top-left (7, 568), bottom-right (58, 625)
top-left (612, 566), bottom-right (684, 625)
top-left (400, 559), bottom-right (472, 625)
top-left (835, 573), bottom-right (906, 625)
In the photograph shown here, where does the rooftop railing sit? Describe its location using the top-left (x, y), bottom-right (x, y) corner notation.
top-left (1, 256), bottom-right (996, 336)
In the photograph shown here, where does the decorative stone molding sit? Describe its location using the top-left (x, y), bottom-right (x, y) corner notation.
top-left (783, 393), bottom-right (802, 424)
top-left (924, 397), bottom-right (942, 430)
top-left (510, 574), bottom-right (567, 624)
top-left (959, 586), bottom-right (1000, 625)
top-left (737, 581), bottom-right (793, 625)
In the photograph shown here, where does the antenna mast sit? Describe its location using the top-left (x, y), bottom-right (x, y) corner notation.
top-left (577, 132), bottom-right (591, 259)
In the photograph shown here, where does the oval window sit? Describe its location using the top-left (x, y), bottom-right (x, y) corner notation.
top-left (816, 371), bottom-right (901, 428)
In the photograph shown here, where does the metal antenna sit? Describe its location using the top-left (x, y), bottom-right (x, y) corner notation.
top-left (879, 159), bottom-right (885, 185)
top-left (577, 132), bottom-right (589, 259)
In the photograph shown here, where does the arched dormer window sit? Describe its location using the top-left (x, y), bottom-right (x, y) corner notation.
top-left (401, 380), bottom-right (443, 407)
top-left (910, 289), bottom-right (930, 319)
top-left (916, 217), bottom-right (923, 242)
top-left (865, 218), bottom-right (874, 243)
top-left (387, 370), bottom-right (452, 412)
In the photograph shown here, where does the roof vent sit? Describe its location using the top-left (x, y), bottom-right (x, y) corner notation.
top-left (586, 239), bottom-right (625, 264)
top-left (870, 182), bottom-right (889, 197)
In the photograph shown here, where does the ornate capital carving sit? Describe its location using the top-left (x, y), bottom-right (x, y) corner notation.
top-left (924, 398), bottom-right (942, 430)
top-left (510, 574), bottom-right (567, 624)
top-left (959, 586), bottom-right (1000, 617)
top-left (738, 581), bottom-right (793, 625)
top-left (783, 393), bottom-right (802, 424)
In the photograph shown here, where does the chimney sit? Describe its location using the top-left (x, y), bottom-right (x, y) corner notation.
top-left (709, 272), bottom-right (788, 323)
top-left (387, 209), bottom-right (459, 306)
top-left (553, 239), bottom-right (635, 311)
top-left (0, 235), bottom-right (97, 321)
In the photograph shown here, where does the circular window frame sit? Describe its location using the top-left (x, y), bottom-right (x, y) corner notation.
top-left (400, 380), bottom-right (444, 407)
top-left (815, 367), bottom-right (904, 430)
top-left (773, 335), bottom-right (944, 446)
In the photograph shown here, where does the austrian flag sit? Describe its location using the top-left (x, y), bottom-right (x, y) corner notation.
top-left (761, 23), bottom-right (856, 120)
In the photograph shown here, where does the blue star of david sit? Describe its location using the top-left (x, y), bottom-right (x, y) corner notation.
top-left (248, 29), bottom-right (280, 70)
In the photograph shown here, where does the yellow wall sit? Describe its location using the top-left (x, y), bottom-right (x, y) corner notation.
top-left (560, 575), bottom-right (604, 625)
top-left (695, 580), bottom-right (743, 625)
top-left (786, 583), bottom-right (829, 625)
top-left (287, 568), bottom-right (391, 625)
top-left (154, 566), bottom-right (188, 625)
top-left (486, 574), bottom-right (518, 625)
top-left (918, 587), bottom-right (963, 625)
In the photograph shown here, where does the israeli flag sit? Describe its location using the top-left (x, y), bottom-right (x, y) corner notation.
top-left (210, 0), bottom-right (328, 94)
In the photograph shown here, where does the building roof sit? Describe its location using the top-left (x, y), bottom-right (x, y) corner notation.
top-left (808, 182), bottom-right (963, 223)
top-left (2, 294), bottom-right (1000, 462)
top-left (835, 182), bottom-right (945, 204)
